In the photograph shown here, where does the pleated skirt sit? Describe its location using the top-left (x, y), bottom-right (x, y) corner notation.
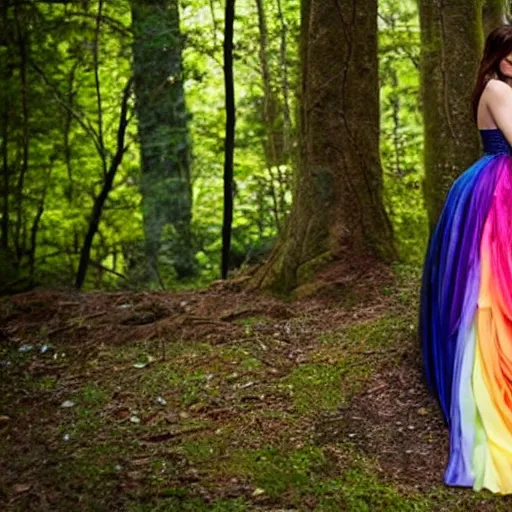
top-left (420, 153), bottom-right (512, 493)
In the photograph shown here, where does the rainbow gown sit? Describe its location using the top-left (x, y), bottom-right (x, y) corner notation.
top-left (419, 128), bottom-right (512, 494)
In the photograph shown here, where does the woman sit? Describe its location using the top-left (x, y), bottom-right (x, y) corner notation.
top-left (419, 26), bottom-right (512, 494)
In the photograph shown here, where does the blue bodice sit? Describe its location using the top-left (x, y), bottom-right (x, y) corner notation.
top-left (480, 128), bottom-right (512, 155)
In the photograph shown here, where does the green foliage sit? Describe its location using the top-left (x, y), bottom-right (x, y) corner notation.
top-left (0, 0), bottom-right (429, 291)
top-left (379, 0), bottom-right (428, 264)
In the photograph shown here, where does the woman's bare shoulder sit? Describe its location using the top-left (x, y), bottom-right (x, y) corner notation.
top-left (484, 78), bottom-right (512, 99)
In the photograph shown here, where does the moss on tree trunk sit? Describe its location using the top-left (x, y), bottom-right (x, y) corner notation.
top-left (419, 0), bottom-right (484, 234)
top-left (482, 0), bottom-right (505, 36)
top-left (131, 0), bottom-right (196, 284)
top-left (247, 0), bottom-right (397, 297)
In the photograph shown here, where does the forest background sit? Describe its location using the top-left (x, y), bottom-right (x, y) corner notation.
top-left (0, 0), bottom-right (426, 294)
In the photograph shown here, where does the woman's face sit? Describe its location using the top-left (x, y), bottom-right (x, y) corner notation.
top-left (499, 53), bottom-right (512, 77)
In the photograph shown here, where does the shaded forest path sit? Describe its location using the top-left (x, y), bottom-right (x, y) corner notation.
top-left (0, 266), bottom-right (510, 511)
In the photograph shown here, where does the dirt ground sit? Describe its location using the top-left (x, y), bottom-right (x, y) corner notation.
top-left (1, 264), bottom-right (511, 511)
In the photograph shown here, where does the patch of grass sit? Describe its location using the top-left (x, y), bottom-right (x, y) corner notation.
top-left (112, 340), bottom-right (214, 366)
top-left (59, 383), bottom-right (109, 436)
top-left (28, 374), bottom-right (58, 392)
top-left (283, 364), bottom-right (346, 414)
top-left (214, 444), bottom-right (443, 511)
top-left (44, 441), bottom-right (125, 510)
top-left (337, 468), bottom-right (432, 512)
top-left (79, 382), bottom-right (109, 405)
top-left (224, 445), bottom-right (327, 499)
top-left (139, 365), bottom-right (209, 406)
top-left (180, 432), bottom-right (230, 464)
top-left (221, 345), bottom-right (262, 371)
top-left (318, 314), bottom-right (413, 352)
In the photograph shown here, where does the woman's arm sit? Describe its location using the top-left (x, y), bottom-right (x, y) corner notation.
top-left (486, 79), bottom-right (512, 146)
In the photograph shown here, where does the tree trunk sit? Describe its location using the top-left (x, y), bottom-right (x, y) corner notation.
top-left (221, 0), bottom-right (235, 280)
top-left (482, 0), bottom-right (506, 36)
top-left (419, 0), bottom-right (484, 233)
top-left (13, 3), bottom-right (29, 269)
top-left (75, 79), bottom-right (132, 289)
top-left (131, 0), bottom-right (196, 285)
top-left (0, 1), bottom-right (10, 252)
top-left (247, 0), bottom-right (397, 297)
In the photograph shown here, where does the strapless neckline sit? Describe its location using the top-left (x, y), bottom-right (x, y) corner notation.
top-left (479, 128), bottom-right (512, 155)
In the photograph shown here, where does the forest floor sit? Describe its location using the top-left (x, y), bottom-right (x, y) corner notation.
top-left (1, 264), bottom-right (511, 511)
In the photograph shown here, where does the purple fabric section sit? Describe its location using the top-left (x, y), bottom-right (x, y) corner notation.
top-left (420, 155), bottom-right (499, 420)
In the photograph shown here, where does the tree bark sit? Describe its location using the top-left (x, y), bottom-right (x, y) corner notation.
top-left (419, 0), bottom-right (484, 234)
top-left (482, 0), bottom-right (506, 36)
top-left (247, 0), bottom-right (397, 297)
top-left (221, 0), bottom-right (235, 280)
top-left (131, 0), bottom-right (196, 285)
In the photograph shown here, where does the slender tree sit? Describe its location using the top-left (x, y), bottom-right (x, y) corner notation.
top-left (247, 0), bottom-right (397, 296)
top-left (419, 0), bottom-right (484, 233)
top-left (75, 78), bottom-right (133, 289)
top-left (222, 0), bottom-right (236, 280)
top-left (131, 0), bottom-right (196, 286)
top-left (0, 1), bottom-right (10, 254)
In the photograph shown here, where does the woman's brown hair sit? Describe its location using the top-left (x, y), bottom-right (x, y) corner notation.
top-left (472, 25), bottom-right (512, 123)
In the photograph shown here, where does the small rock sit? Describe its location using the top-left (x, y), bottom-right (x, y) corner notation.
top-left (133, 362), bottom-right (148, 369)
top-left (348, 433), bottom-right (356, 438)
top-left (130, 416), bottom-right (141, 424)
top-left (60, 400), bottom-right (75, 408)
top-left (13, 483), bottom-right (31, 494)
top-left (156, 396), bottom-right (167, 406)
top-left (408, 425), bottom-right (415, 430)
top-left (417, 407), bottom-right (428, 416)
top-left (18, 344), bottom-right (33, 353)
top-left (252, 488), bottom-right (265, 497)
top-left (179, 411), bottom-right (189, 420)
top-left (63, 434), bottom-right (70, 442)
